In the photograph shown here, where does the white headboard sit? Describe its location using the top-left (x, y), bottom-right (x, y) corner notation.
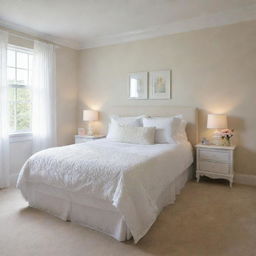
top-left (99, 105), bottom-right (198, 146)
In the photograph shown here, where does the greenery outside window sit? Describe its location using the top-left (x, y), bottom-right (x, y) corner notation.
top-left (7, 45), bottom-right (33, 134)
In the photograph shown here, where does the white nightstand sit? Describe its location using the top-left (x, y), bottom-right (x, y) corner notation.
top-left (75, 135), bottom-right (105, 144)
top-left (195, 144), bottom-right (236, 187)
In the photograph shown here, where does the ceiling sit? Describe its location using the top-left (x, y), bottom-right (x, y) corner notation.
top-left (0, 0), bottom-right (256, 49)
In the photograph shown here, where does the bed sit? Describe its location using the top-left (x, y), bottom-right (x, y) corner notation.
top-left (17, 106), bottom-right (198, 243)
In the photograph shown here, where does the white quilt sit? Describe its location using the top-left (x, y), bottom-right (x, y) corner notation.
top-left (17, 139), bottom-right (193, 243)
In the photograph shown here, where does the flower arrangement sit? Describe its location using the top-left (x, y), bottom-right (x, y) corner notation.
top-left (218, 129), bottom-right (234, 146)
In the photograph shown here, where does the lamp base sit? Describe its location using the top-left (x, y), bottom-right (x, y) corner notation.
top-left (212, 131), bottom-right (222, 146)
top-left (87, 122), bottom-right (94, 136)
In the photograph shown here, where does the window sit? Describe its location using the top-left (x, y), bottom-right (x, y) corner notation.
top-left (7, 46), bottom-right (33, 134)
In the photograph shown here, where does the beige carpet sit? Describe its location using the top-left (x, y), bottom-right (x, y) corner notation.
top-left (0, 181), bottom-right (256, 256)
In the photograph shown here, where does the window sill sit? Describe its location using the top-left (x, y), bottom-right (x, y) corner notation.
top-left (9, 132), bottom-right (32, 143)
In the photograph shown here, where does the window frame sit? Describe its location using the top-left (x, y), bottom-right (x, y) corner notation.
top-left (7, 44), bottom-right (34, 138)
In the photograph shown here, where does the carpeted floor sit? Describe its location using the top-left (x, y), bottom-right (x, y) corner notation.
top-left (0, 180), bottom-right (256, 256)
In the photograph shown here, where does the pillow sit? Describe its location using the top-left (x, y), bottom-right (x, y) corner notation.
top-left (107, 122), bottom-right (155, 145)
top-left (111, 115), bottom-right (145, 126)
top-left (142, 116), bottom-right (182, 144)
top-left (175, 119), bottom-right (188, 143)
top-left (107, 115), bottom-right (145, 140)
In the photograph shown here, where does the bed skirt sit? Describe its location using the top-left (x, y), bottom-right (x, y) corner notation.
top-left (19, 165), bottom-right (193, 241)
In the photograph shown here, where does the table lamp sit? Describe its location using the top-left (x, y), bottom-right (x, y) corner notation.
top-left (83, 110), bottom-right (98, 136)
top-left (207, 114), bottom-right (227, 145)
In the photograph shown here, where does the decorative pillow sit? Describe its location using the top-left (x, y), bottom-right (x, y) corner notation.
top-left (142, 116), bottom-right (182, 144)
top-left (107, 115), bottom-right (145, 140)
top-left (107, 122), bottom-right (155, 145)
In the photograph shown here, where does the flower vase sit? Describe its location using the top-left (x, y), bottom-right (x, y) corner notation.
top-left (222, 137), bottom-right (231, 146)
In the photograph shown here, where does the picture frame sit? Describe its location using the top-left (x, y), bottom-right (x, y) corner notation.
top-left (149, 70), bottom-right (171, 99)
top-left (128, 72), bottom-right (148, 99)
top-left (77, 127), bottom-right (85, 136)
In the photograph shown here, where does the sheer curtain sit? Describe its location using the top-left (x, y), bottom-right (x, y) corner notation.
top-left (0, 30), bottom-right (9, 188)
top-left (32, 40), bottom-right (57, 153)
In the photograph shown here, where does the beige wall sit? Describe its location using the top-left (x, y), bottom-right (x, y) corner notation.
top-left (78, 20), bottom-right (256, 176)
top-left (56, 46), bottom-right (78, 146)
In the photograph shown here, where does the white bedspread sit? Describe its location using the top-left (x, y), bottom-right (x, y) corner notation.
top-left (17, 139), bottom-right (193, 243)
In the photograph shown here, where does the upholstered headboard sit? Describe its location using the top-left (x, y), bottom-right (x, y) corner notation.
top-left (99, 105), bottom-right (198, 146)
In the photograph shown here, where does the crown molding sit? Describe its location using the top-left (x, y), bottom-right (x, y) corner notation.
top-left (0, 19), bottom-right (80, 50)
top-left (1, 3), bottom-right (256, 50)
top-left (80, 3), bottom-right (256, 49)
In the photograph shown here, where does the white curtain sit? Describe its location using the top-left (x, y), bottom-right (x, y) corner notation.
top-left (0, 30), bottom-right (9, 188)
top-left (32, 40), bottom-right (57, 153)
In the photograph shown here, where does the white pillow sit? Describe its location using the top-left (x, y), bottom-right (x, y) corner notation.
top-left (175, 119), bottom-right (188, 143)
top-left (107, 115), bottom-right (145, 140)
top-left (107, 123), bottom-right (155, 145)
top-left (142, 116), bottom-right (182, 144)
top-left (111, 115), bottom-right (145, 126)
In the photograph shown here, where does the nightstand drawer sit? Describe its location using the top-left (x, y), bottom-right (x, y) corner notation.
top-left (199, 150), bottom-right (229, 163)
top-left (199, 161), bottom-right (229, 174)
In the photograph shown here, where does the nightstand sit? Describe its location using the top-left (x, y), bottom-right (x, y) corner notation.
top-left (195, 144), bottom-right (236, 187)
top-left (75, 135), bottom-right (105, 144)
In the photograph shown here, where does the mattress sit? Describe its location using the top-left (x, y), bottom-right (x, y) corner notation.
top-left (17, 139), bottom-right (193, 242)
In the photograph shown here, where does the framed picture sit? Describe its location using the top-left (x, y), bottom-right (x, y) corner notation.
top-left (149, 70), bottom-right (171, 99)
top-left (128, 72), bottom-right (148, 99)
top-left (77, 127), bottom-right (85, 136)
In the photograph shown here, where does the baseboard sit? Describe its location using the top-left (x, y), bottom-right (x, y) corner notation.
top-left (10, 173), bottom-right (19, 188)
top-left (234, 173), bottom-right (256, 186)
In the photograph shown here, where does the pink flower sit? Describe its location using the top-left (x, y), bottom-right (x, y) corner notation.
top-left (219, 129), bottom-right (234, 140)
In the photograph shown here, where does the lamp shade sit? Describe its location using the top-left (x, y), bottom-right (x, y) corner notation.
top-left (207, 114), bottom-right (227, 129)
top-left (83, 110), bottom-right (98, 121)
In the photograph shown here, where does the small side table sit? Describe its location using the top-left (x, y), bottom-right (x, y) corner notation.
top-left (195, 144), bottom-right (236, 187)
